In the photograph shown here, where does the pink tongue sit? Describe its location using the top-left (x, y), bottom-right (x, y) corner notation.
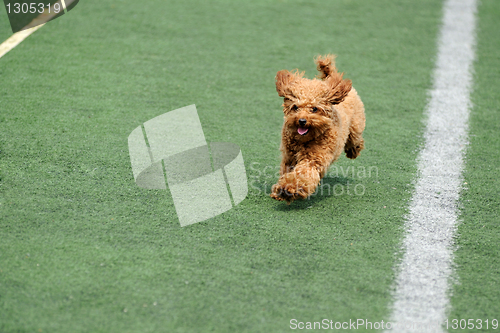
top-left (298, 127), bottom-right (309, 135)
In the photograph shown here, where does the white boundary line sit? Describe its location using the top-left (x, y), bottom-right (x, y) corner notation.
top-left (0, 24), bottom-right (45, 59)
top-left (61, 0), bottom-right (68, 13)
top-left (386, 0), bottom-right (478, 332)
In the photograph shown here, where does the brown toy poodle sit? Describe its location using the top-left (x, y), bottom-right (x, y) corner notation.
top-left (270, 55), bottom-right (365, 203)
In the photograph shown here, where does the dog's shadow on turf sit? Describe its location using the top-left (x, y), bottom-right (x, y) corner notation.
top-left (259, 176), bottom-right (355, 211)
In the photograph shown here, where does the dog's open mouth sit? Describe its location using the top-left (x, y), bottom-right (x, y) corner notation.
top-left (297, 127), bottom-right (309, 135)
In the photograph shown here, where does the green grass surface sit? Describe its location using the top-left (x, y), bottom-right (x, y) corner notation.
top-left (0, 0), bottom-right (446, 332)
top-left (0, 4), bottom-right (13, 41)
top-left (449, 0), bottom-right (500, 331)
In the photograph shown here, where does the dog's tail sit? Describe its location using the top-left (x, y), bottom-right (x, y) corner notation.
top-left (315, 54), bottom-right (352, 104)
top-left (315, 54), bottom-right (337, 79)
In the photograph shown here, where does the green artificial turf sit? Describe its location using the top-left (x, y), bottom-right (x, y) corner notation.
top-left (448, 0), bottom-right (500, 331)
top-left (0, 3), bottom-right (14, 41)
top-left (0, 0), bottom-right (442, 332)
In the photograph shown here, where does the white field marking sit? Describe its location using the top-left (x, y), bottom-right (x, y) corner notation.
top-left (0, 24), bottom-right (45, 59)
top-left (386, 0), bottom-right (478, 332)
top-left (0, 24), bottom-right (43, 58)
top-left (61, 0), bottom-right (68, 14)
top-left (0, 0), bottom-right (76, 59)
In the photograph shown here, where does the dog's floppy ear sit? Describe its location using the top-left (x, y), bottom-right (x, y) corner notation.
top-left (275, 70), bottom-right (296, 98)
top-left (323, 73), bottom-right (352, 105)
top-left (315, 54), bottom-right (337, 79)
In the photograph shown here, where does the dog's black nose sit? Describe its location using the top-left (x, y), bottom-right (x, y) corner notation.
top-left (299, 119), bottom-right (307, 126)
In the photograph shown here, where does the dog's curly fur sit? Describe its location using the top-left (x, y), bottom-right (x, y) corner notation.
top-left (270, 55), bottom-right (366, 203)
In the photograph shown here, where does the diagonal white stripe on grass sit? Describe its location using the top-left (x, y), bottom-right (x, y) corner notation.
top-left (387, 0), bottom-right (477, 332)
top-left (0, 24), bottom-right (45, 59)
top-left (61, 0), bottom-right (68, 14)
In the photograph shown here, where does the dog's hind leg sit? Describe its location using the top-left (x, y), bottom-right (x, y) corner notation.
top-left (344, 130), bottom-right (365, 159)
top-left (344, 103), bottom-right (366, 159)
top-left (340, 88), bottom-right (365, 159)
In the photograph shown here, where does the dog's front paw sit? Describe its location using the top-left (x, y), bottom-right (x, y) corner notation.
top-left (270, 179), bottom-right (309, 204)
top-left (270, 184), bottom-right (289, 202)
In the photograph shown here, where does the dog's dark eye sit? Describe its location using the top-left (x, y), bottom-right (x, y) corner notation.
top-left (291, 105), bottom-right (298, 111)
top-left (311, 107), bottom-right (318, 113)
